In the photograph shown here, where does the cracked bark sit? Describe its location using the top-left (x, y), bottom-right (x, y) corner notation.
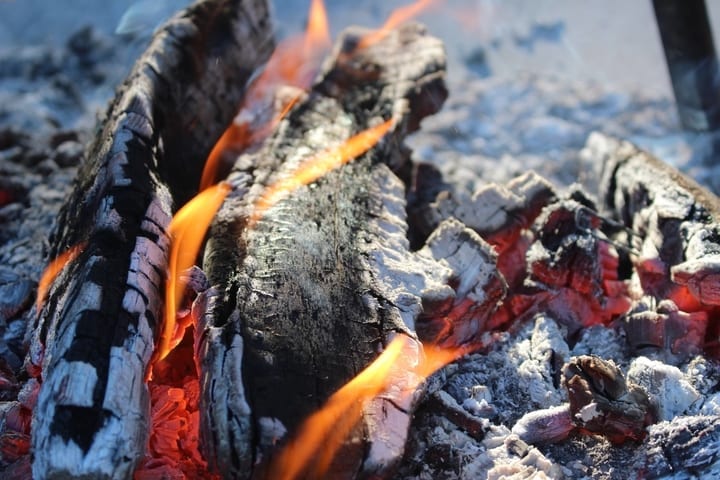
top-left (28, 1), bottom-right (273, 478)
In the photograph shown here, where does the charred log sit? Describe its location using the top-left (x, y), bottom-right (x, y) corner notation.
top-left (28, 1), bottom-right (274, 478)
top-left (197, 22), bottom-right (505, 479)
top-left (586, 132), bottom-right (720, 306)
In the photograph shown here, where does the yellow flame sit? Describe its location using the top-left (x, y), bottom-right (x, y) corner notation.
top-left (250, 119), bottom-right (393, 225)
top-left (154, 182), bottom-right (231, 366)
top-left (36, 243), bottom-right (85, 313)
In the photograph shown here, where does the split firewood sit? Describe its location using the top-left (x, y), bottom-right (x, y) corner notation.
top-left (585, 132), bottom-right (720, 307)
top-left (198, 21), bottom-right (506, 479)
top-left (28, 1), bottom-right (274, 478)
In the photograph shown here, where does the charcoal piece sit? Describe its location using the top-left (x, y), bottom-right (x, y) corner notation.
top-left (671, 222), bottom-right (720, 305)
top-left (0, 267), bottom-right (34, 322)
top-left (415, 218), bottom-right (506, 346)
top-left (642, 415), bottom-right (720, 478)
top-left (527, 198), bottom-right (604, 297)
top-left (421, 171), bottom-right (556, 254)
top-left (200, 22), bottom-right (455, 479)
top-left (585, 132), bottom-right (720, 305)
top-left (563, 355), bottom-right (655, 444)
top-left (511, 404), bottom-right (574, 444)
top-left (623, 296), bottom-right (707, 360)
top-left (27, 1), bottom-right (274, 478)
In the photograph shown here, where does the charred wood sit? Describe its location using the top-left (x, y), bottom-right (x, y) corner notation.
top-left (563, 355), bottom-right (655, 444)
top-left (586, 132), bottom-right (720, 306)
top-left (28, 1), bottom-right (274, 478)
top-left (197, 21), bottom-right (505, 479)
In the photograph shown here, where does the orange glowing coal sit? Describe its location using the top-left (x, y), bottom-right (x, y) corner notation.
top-left (267, 336), bottom-right (468, 480)
top-left (250, 118), bottom-right (394, 225)
top-left (36, 242), bottom-right (85, 313)
top-left (153, 182), bottom-right (231, 369)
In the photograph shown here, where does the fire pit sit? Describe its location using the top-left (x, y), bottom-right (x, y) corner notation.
top-left (3, 0), bottom-right (720, 479)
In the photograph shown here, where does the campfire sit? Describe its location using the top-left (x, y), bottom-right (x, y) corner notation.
top-left (3, 0), bottom-right (720, 478)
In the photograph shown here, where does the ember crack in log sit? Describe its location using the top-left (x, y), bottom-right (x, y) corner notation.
top-left (197, 21), bottom-right (492, 478)
top-left (28, 1), bottom-right (274, 478)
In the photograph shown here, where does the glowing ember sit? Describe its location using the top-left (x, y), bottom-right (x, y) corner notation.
top-left (359, 0), bottom-right (437, 48)
top-left (267, 336), bottom-right (468, 480)
top-left (250, 119), bottom-right (394, 225)
top-left (134, 379), bottom-right (215, 480)
top-left (35, 243), bottom-right (85, 313)
top-left (153, 182), bottom-right (230, 367)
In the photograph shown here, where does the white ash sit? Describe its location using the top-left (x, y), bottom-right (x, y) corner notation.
top-left (399, 306), bottom-right (720, 479)
top-left (627, 357), bottom-right (702, 421)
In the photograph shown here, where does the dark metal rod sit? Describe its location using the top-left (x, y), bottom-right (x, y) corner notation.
top-left (652, 0), bottom-right (720, 131)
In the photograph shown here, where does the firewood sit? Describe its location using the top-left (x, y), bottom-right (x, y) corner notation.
top-left (197, 21), bottom-right (494, 479)
top-left (585, 132), bottom-right (720, 306)
top-left (28, 1), bottom-right (274, 478)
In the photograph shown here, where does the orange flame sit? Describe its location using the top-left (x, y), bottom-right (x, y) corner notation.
top-left (154, 182), bottom-right (231, 367)
top-left (267, 336), bottom-right (468, 479)
top-left (36, 243), bottom-right (85, 313)
top-left (260, 0), bottom-right (331, 91)
top-left (251, 119), bottom-right (394, 225)
top-left (200, 124), bottom-right (249, 191)
top-left (304, 0), bottom-right (331, 58)
top-left (267, 335), bottom-right (408, 480)
top-left (200, 1), bottom-right (330, 190)
top-left (360, 0), bottom-right (437, 48)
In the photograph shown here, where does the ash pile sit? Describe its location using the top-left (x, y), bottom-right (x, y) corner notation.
top-left (2, 0), bottom-right (720, 479)
top-left (398, 131), bottom-right (720, 479)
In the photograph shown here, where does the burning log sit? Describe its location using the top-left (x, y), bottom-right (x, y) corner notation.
top-left (28, 1), bottom-right (274, 478)
top-left (584, 132), bottom-right (720, 357)
top-left (197, 21), bottom-right (480, 478)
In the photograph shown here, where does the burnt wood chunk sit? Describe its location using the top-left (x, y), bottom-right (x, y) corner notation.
top-left (29, 1), bottom-right (274, 478)
top-left (563, 355), bottom-right (655, 443)
top-left (199, 22), bottom-right (463, 479)
top-left (586, 132), bottom-right (720, 305)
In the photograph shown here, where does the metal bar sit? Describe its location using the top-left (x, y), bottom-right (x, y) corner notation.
top-left (652, 0), bottom-right (720, 131)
